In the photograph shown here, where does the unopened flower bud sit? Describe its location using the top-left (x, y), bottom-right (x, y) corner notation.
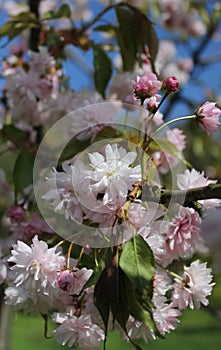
top-left (163, 76), bottom-right (179, 93)
top-left (58, 269), bottom-right (74, 292)
top-left (195, 101), bottom-right (221, 135)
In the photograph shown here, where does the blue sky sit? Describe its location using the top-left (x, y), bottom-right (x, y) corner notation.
top-left (0, 0), bottom-right (220, 121)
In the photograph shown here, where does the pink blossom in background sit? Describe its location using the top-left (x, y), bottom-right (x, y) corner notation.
top-left (172, 260), bottom-right (215, 310)
top-left (71, 103), bottom-right (115, 140)
top-left (153, 128), bottom-right (186, 173)
top-left (131, 73), bottom-right (162, 101)
top-left (196, 101), bottom-right (220, 134)
top-left (7, 205), bottom-right (27, 223)
top-left (10, 213), bottom-right (53, 241)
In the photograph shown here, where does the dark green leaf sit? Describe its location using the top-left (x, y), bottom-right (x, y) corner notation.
top-left (106, 255), bottom-right (129, 331)
top-left (0, 22), bottom-right (14, 38)
top-left (116, 5), bottom-right (158, 73)
top-left (83, 260), bottom-right (106, 289)
top-left (43, 4), bottom-right (71, 20)
top-left (93, 126), bottom-right (122, 142)
top-left (94, 24), bottom-right (116, 35)
top-left (1, 125), bottom-right (30, 145)
top-left (150, 137), bottom-right (189, 165)
top-left (94, 267), bottom-right (110, 338)
top-left (116, 7), bottom-right (138, 71)
top-left (93, 45), bottom-right (112, 98)
top-left (124, 275), bottom-right (158, 335)
top-left (13, 150), bottom-right (35, 199)
top-left (58, 137), bottom-right (91, 165)
top-left (0, 12), bottom-right (40, 42)
top-left (120, 235), bottom-right (155, 291)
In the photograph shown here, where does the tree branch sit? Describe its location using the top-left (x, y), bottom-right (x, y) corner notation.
top-left (28, 0), bottom-right (41, 51)
top-left (143, 183), bottom-right (221, 207)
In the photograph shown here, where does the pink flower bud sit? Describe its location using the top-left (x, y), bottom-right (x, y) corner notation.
top-left (57, 269), bottom-right (74, 292)
top-left (163, 76), bottom-right (179, 93)
top-left (196, 101), bottom-right (221, 135)
top-left (7, 205), bottom-right (27, 223)
top-left (131, 73), bottom-right (162, 103)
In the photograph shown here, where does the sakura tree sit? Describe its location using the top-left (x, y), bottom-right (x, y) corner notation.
top-left (0, 1), bottom-right (221, 350)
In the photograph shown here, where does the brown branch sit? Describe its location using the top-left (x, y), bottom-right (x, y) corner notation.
top-left (28, 0), bottom-right (41, 51)
top-left (143, 183), bottom-right (221, 208)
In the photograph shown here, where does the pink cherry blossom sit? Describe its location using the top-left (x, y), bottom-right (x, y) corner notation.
top-left (43, 163), bottom-right (87, 223)
top-left (164, 206), bottom-right (202, 265)
top-left (53, 310), bottom-right (104, 349)
top-left (163, 76), bottom-right (179, 92)
top-left (152, 295), bottom-right (181, 335)
top-left (70, 268), bottom-right (93, 295)
top-left (120, 315), bottom-right (156, 343)
top-left (5, 236), bottom-right (66, 314)
top-left (172, 260), bottom-right (215, 310)
top-left (8, 235), bottom-right (65, 293)
top-left (196, 101), bottom-right (220, 134)
top-left (153, 268), bottom-right (173, 296)
top-left (177, 169), bottom-right (221, 207)
top-left (131, 73), bottom-right (162, 102)
top-left (58, 269), bottom-right (74, 292)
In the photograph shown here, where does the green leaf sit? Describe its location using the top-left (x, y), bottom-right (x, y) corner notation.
top-left (93, 126), bottom-right (122, 142)
top-left (139, 14), bottom-right (158, 72)
top-left (124, 275), bottom-right (158, 335)
top-left (43, 4), bottom-right (71, 20)
top-left (83, 260), bottom-right (106, 289)
top-left (120, 235), bottom-right (155, 291)
top-left (116, 5), bottom-right (158, 72)
top-left (94, 253), bottom-right (129, 337)
top-left (0, 12), bottom-right (40, 42)
top-left (150, 137), bottom-right (190, 166)
top-left (0, 21), bottom-right (14, 38)
top-left (0, 125), bottom-right (30, 145)
top-left (106, 255), bottom-right (129, 331)
top-left (94, 24), bottom-right (116, 35)
top-left (13, 150), bottom-right (35, 199)
top-left (58, 137), bottom-right (91, 165)
top-left (116, 7), bottom-right (138, 71)
top-left (93, 45), bottom-right (112, 98)
top-left (94, 267), bottom-right (110, 338)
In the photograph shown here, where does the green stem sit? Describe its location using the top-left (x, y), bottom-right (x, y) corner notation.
top-left (153, 115), bottom-right (196, 136)
top-left (138, 102), bottom-right (144, 146)
top-left (166, 269), bottom-right (184, 282)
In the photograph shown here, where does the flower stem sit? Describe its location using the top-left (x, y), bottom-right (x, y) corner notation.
top-left (66, 242), bottom-right (73, 269)
top-left (153, 115), bottom-right (196, 136)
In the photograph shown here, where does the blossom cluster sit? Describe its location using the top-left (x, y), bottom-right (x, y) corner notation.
top-left (0, 1), bottom-right (220, 350)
